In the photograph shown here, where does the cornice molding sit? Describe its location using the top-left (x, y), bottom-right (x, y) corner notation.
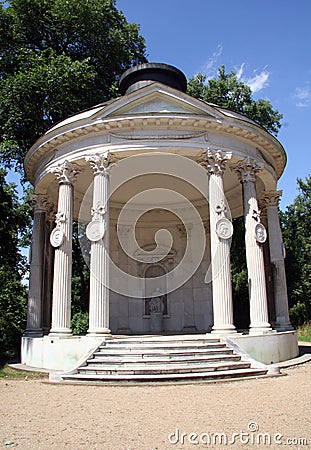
top-left (25, 114), bottom-right (286, 185)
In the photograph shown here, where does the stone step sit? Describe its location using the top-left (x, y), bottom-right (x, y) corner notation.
top-left (77, 361), bottom-right (252, 375)
top-left (62, 367), bottom-right (267, 382)
top-left (104, 336), bottom-right (220, 345)
top-left (98, 342), bottom-right (226, 351)
top-left (94, 347), bottom-right (233, 357)
top-left (87, 354), bottom-right (241, 365)
top-left (58, 335), bottom-right (269, 383)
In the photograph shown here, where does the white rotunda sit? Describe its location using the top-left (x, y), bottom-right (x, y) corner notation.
top-left (22, 63), bottom-right (298, 378)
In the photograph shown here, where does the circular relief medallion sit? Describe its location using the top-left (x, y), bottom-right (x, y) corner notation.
top-left (216, 218), bottom-right (233, 239)
top-left (86, 220), bottom-right (105, 242)
top-left (254, 223), bottom-right (267, 243)
top-left (50, 228), bottom-right (64, 248)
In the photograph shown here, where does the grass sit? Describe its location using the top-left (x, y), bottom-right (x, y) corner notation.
top-left (0, 357), bottom-right (48, 379)
top-left (297, 322), bottom-right (311, 343)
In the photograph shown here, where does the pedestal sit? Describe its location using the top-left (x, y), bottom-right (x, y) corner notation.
top-left (150, 313), bottom-right (164, 333)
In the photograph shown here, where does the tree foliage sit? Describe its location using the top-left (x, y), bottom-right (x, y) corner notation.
top-left (187, 66), bottom-right (282, 135)
top-left (281, 176), bottom-right (311, 322)
top-left (0, 0), bottom-right (147, 169)
top-left (230, 217), bottom-right (249, 329)
top-left (0, 169), bottom-right (31, 356)
top-left (71, 222), bottom-right (90, 316)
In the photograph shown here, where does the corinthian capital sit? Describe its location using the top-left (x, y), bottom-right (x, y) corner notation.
top-left (30, 194), bottom-right (48, 213)
top-left (52, 160), bottom-right (80, 184)
top-left (260, 190), bottom-right (282, 208)
top-left (198, 148), bottom-right (232, 175)
top-left (231, 157), bottom-right (262, 183)
top-left (86, 151), bottom-right (116, 175)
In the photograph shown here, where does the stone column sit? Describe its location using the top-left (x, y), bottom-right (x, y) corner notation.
top-left (24, 194), bottom-right (47, 336)
top-left (259, 208), bottom-right (276, 323)
top-left (261, 190), bottom-right (293, 330)
top-left (233, 158), bottom-right (271, 333)
top-left (198, 149), bottom-right (236, 334)
top-left (49, 161), bottom-right (80, 336)
top-left (86, 152), bottom-right (115, 335)
top-left (42, 204), bottom-right (55, 334)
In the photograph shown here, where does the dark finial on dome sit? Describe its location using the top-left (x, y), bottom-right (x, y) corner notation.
top-left (119, 62), bottom-right (187, 95)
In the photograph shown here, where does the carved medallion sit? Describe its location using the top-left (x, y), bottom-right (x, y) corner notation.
top-left (254, 223), bottom-right (267, 243)
top-left (216, 218), bottom-right (233, 239)
top-left (50, 228), bottom-right (65, 248)
top-left (86, 220), bottom-right (105, 242)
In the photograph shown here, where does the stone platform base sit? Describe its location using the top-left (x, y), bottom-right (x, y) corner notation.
top-left (21, 330), bottom-right (299, 372)
top-left (226, 330), bottom-right (299, 365)
top-left (21, 335), bottom-right (105, 371)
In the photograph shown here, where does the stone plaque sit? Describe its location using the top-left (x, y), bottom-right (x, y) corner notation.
top-left (216, 218), bottom-right (233, 239)
top-left (50, 228), bottom-right (64, 248)
top-left (86, 220), bottom-right (105, 242)
top-left (254, 223), bottom-right (267, 243)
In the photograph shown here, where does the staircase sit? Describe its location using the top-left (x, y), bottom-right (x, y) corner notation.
top-left (60, 334), bottom-right (268, 383)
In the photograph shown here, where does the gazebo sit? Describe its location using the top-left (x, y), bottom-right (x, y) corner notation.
top-left (21, 63), bottom-right (298, 379)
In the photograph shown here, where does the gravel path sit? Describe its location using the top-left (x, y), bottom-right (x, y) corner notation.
top-left (1, 363), bottom-right (310, 450)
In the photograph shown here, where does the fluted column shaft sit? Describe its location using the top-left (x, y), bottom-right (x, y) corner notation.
top-left (50, 161), bottom-right (79, 336)
top-left (42, 209), bottom-right (55, 334)
top-left (199, 149), bottom-right (236, 333)
top-left (262, 191), bottom-right (293, 330)
top-left (86, 152), bottom-right (115, 335)
top-left (25, 195), bottom-right (47, 336)
top-left (234, 158), bottom-right (271, 333)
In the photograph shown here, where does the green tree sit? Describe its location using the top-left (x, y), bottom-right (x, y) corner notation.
top-left (281, 176), bottom-right (311, 323)
top-left (230, 217), bottom-right (249, 329)
top-left (0, 169), bottom-right (31, 356)
top-left (0, 0), bottom-right (147, 169)
top-left (71, 222), bottom-right (90, 317)
top-left (187, 65), bottom-right (282, 135)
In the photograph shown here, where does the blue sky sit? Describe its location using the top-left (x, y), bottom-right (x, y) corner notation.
top-left (117, 0), bottom-right (311, 210)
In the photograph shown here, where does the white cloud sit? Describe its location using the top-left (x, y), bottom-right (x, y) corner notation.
top-left (293, 85), bottom-right (311, 107)
top-left (200, 44), bottom-right (223, 78)
top-left (235, 63), bottom-right (245, 80)
top-left (236, 64), bottom-right (270, 93)
top-left (246, 70), bottom-right (270, 93)
top-left (200, 55), bottom-right (270, 94)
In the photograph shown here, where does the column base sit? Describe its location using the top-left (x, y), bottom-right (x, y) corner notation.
top-left (49, 329), bottom-right (72, 337)
top-left (211, 325), bottom-right (237, 334)
top-left (274, 316), bottom-right (294, 331)
top-left (87, 328), bottom-right (111, 336)
top-left (23, 329), bottom-right (43, 337)
top-left (274, 323), bottom-right (294, 332)
top-left (42, 328), bottom-right (51, 336)
top-left (249, 324), bottom-right (273, 335)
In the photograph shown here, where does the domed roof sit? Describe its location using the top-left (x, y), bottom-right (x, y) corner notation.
top-left (25, 63), bottom-right (286, 187)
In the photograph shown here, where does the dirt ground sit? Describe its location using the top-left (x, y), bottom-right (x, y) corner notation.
top-left (0, 363), bottom-right (310, 450)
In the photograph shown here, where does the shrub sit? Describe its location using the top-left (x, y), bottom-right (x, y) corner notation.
top-left (71, 311), bottom-right (89, 335)
top-left (0, 267), bottom-right (27, 357)
top-left (289, 301), bottom-right (308, 328)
